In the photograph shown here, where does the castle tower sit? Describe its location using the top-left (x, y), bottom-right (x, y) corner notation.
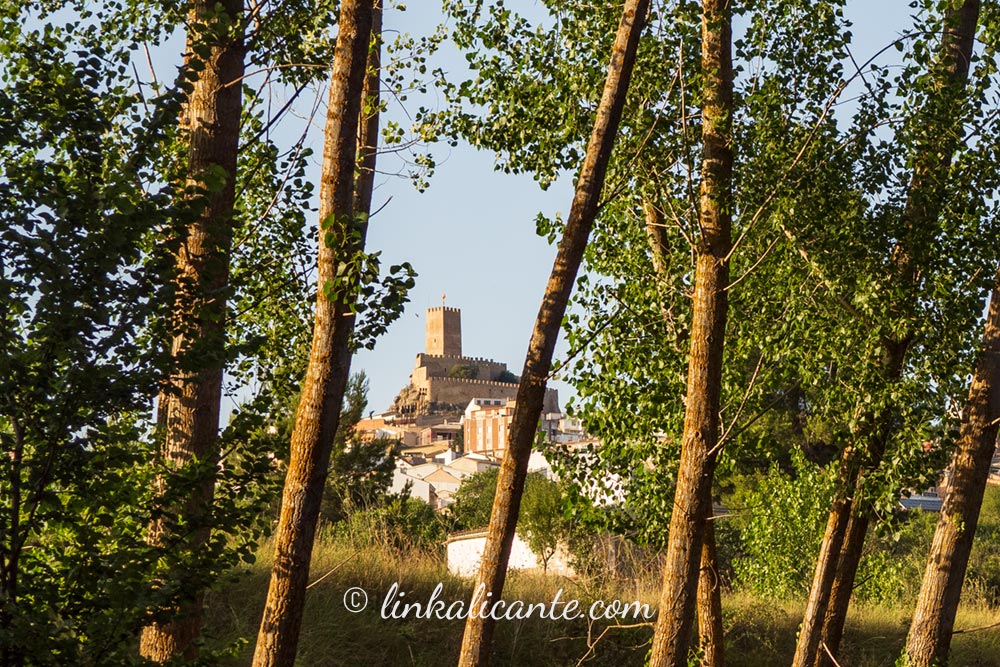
top-left (426, 306), bottom-right (462, 357)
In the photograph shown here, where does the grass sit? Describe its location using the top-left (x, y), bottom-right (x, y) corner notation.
top-left (203, 529), bottom-right (1000, 667)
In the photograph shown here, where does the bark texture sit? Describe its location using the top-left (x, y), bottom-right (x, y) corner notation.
top-left (793, 5), bottom-right (981, 667)
top-left (644, 199), bottom-right (725, 667)
top-left (819, 511), bottom-right (870, 661)
top-left (697, 516), bottom-right (726, 667)
top-left (455, 2), bottom-right (648, 665)
top-left (794, 494), bottom-right (851, 667)
top-left (140, 0), bottom-right (245, 659)
top-left (904, 276), bottom-right (1000, 667)
top-left (644, 197), bottom-right (676, 327)
top-left (251, 3), bottom-right (377, 665)
top-left (648, 1), bottom-right (733, 664)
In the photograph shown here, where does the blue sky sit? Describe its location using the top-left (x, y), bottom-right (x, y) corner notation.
top-left (349, 0), bottom-right (913, 413)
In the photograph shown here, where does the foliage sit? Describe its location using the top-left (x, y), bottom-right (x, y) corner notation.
top-left (448, 468), bottom-right (502, 529)
top-left (0, 3), bottom-right (179, 663)
top-left (496, 370), bottom-right (518, 383)
top-left (0, 0), bottom-right (347, 662)
top-left (336, 496), bottom-right (450, 553)
top-left (726, 471), bottom-right (995, 607)
top-left (850, 509), bottom-right (934, 606)
top-left (448, 364), bottom-right (478, 379)
top-left (518, 473), bottom-right (573, 571)
top-left (428, 2), bottom-right (1000, 580)
top-left (730, 460), bottom-right (837, 600)
top-left (321, 373), bottom-right (397, 523)
top-left (449, 468), bottom-right (577, 570)
top-left (966, 485), bottom-right (1000, 605)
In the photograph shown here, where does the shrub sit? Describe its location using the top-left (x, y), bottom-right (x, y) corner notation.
top-left (335, 496), bottom-right (449, 553)
top-left (731, 462), bottom-right (835, 599)
top-left (448, 364), bottom-right (478, 379)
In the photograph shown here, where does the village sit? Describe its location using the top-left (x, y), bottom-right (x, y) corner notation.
top-left (347, 303), bottom-right (1000, 577)
top-left (346, 303), bottom-right (598, 575)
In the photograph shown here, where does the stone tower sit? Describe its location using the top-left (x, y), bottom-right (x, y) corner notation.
top-left (426, 306), bottom-right (462, 357)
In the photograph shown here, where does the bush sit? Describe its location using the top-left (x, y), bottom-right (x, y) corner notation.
top-left (731, 463), bottom-right (835, 599)
top-left (448, 364), bottom-right (478, 379)
top-left (854, 509), bottom-right (935, 605)
top-left (335, 496), bottom-right (450, 553)
top-left (496, 370), bottom-right (518, 383)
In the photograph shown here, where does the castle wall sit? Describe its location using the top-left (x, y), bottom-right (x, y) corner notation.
top-left (425, 377), bottom-right (520, 405)
top-left (413, 354), bottom-right (507, 383)
top-left (391, 304), bottom-right (561, 419)
top-left (424, 377), bottom-right (559, 413)
top-left (426, 307), bottom-right (462, 357)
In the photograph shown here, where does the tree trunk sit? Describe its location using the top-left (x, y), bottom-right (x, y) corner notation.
top-left (698, 516), bottom-right (726, 667)
top-left (644, 200), bottom-right (725, 667)
top-left (818, 511), bottom-right (870, 664)
top-left (139, 0), bottom-right (245, 659)
top-left (904, 275), bottom-right (1000, 667)
top-left (793, 5), bottom-right (980, 666)
top-left (354, 5), bottom-right (382, 216)
top-left (793, 495), bottom-right (852, 667)
top-left (648, 1), bottom-right (733, 665)
top-left (455, 3), bottom-right (648, 665)
top-left (251, 3), bottom-right (377, 666)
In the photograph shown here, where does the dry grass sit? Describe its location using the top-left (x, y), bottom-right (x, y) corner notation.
top-left (203, 531), bottom-right (1000, 667)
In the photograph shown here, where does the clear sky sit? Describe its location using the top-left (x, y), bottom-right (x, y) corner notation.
top-left (348, 0), bottom-right (913, 414)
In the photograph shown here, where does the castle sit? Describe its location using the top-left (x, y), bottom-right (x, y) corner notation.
top-left (389, 304), bottom-right (559, 423)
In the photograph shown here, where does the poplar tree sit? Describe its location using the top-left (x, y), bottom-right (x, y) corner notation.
top-left (793, 5), bottom-right (983, 664)
top-left (647, 1), bottom-right (733, 662)
top-left (905, 276), bottom-right (1000, 666)
top-left (456, 3), bottom-right (648, 663)
top-left (140, 0), bottom-right (246, 658)
top-left (433, 3), bottom-right (850, 664)
top-left (251, 2), bottom-right (412, 664)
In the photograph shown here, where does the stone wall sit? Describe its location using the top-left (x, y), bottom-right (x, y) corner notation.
top-left (412, 353), bottom-right (508, 384)
top-left (425, 376), bottom-right (520, 406)
top-left (425, 376), bottom-right (558, 413)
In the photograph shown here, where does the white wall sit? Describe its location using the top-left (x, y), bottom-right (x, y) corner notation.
top-left (446, 531), bottom-right (575, 578)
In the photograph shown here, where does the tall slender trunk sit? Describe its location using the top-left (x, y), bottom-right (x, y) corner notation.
top-left (644, 200), bottom-right (725, 667)
top-left (139, 0), bottom-right (245, 659)
top-left (818, 511), bottom-right (869, 661)
top-left (794, 494), bottom-right (852, 667)
top-left (793, 5), bottom-right (980, 667)
top-left (455, 3), bottom-right (648, 665)
top-left (698, 516), bottom-right (726, 667)
top-left (797, 405), bottom-right (901, 667)
top-left (251, 2), bottom-right (377, 665)
top-left (904, 274), bottom-right (1000, 667)
top-left (648, 1), bottom-right (733, 665)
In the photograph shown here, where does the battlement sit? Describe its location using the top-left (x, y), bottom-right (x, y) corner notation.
top-left (429, 376), bottom-right (519, 388)
top-left (418, 354), bottom-right (501, 365)
top-left (412, 354), bottom-right (509, 386)
top-left (389, 301), bottom-right (559, 418)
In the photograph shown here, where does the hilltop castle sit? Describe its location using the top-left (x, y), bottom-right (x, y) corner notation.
top-left (389, 304), bottom-right (559, 423)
